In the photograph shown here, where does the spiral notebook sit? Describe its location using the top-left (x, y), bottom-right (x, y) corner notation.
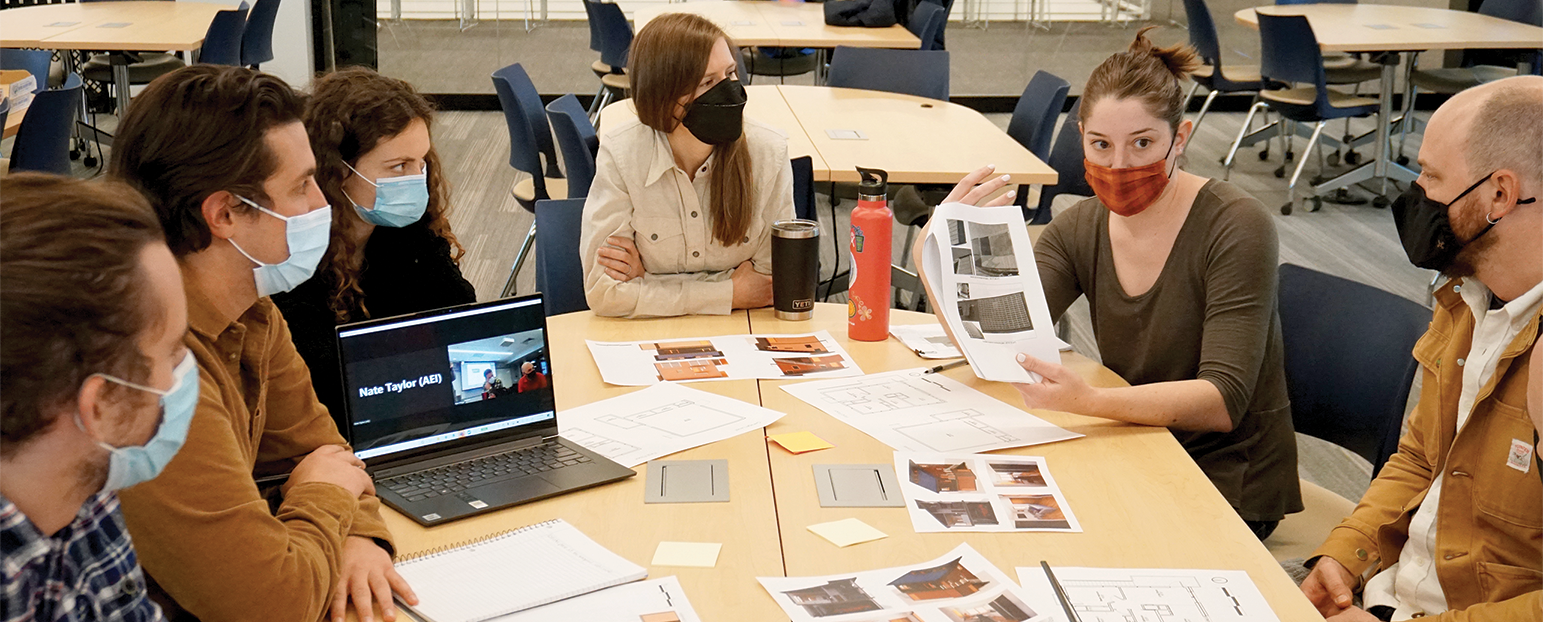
top-left (393, 519), bottom-right (647, 622)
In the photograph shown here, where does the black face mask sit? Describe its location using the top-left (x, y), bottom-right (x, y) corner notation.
top-left (1390, 172), bottom-right (1534, 272)
top-left (681, 77), bottom-right (746, 146)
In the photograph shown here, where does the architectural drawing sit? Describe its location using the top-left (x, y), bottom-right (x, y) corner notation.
top-left (774, 355), bottom-right (849, 376)
top-left (988, 462), bottom-right (1046, 487)
top-left (817, 379), bottom-right (945, 415)
top-left (916, 500), bottom-right (999, 528)
top-left (909, 461), bottom-right (979, 493)
top-left (894, 412), bottom-right (1017, 453)
top-left (655, 358), bottom-right (729, 382)
top-left (560, 428), bottom-right (641, 458)
top-left (888, 558), bottom-right (989, 601)
top-left (593, 399), bottom-right (746, 437)
top-left (643, 340), bottom-right (724, 361)
top-left (558, 383), bottom-right (784, 468)
top-left (1003, 494), bottom-right (1070, 530)
top-left (939, 592), bottom-right (1037, 622)
top-left (1053, 571), bottom-right (1275, 622)
top-left (781, 579), bottom-right (882, 617)
top-left (755, 336), bottom-right (830, 354)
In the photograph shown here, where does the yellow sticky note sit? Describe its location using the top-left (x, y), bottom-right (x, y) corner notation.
top-left (769, 431), bottom-right (834, 454)
top-left (807, 518), bottom-right (888, 548)
top-left (651, 541), bottom-right (722, 567)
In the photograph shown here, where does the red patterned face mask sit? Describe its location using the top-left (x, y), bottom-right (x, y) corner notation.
top-left (1083, 139), bottom-right (1177, 217)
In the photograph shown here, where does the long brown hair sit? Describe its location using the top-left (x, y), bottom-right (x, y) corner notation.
top-left (305, 68), bottom-right (464, 322)
top-left (1080, 26), bottom-right (1201, 132)
top-left (630, 13), bottom-right (754, 247)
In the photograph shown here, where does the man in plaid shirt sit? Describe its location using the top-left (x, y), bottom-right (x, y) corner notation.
top-left (0, 175), bottom-right (192, 621)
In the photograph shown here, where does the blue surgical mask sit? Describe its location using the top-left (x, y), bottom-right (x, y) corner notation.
top-left (76, 351), bottom-right (200, 492)
top-left (228, 196), bottom-right (333, 297)
top-left (344, 162), bottom-right (429, 228)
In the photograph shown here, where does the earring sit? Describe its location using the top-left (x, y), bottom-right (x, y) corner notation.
top-left (1485, 213), bottom-right (1500, 225)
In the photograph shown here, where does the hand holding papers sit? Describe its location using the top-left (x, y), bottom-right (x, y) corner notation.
top-left (921, 202), bottom-right (1061, 384)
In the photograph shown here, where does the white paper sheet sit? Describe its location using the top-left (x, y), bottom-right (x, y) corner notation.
top-left (922, 203), bottom-right (1061, 384)
top-left (758, 543), bottom-right (1055, 622)
top-left (895, 452), bottom-right (1081, 533)
top-left (558, 383), bottom-right (784, 468)
top-left (1014, 567), bottom-right (1280, 622)
top-left (892, 323), bottom-right (1070, 360)
top-left (781, 368), bottom-right (1081, 454)
top-left (491, 576), bottom-right (703, 622)
top-left (585, 331), bottom-right (862, 386)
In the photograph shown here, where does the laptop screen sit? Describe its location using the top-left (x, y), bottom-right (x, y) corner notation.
top-left (336, 296), bottom-right (556, 462)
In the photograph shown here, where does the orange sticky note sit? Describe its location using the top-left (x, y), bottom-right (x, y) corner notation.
top-left (768, 431), bottom-right (834, 454)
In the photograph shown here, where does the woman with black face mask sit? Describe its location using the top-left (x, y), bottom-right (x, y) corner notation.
top-left (580, 12), bottom-right (796, 318)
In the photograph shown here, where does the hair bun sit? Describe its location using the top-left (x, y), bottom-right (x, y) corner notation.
top-left (1130, 25), bottom-right (1201, 81)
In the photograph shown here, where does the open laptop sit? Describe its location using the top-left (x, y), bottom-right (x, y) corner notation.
top-left (336, 294), bottom-right (635, 526)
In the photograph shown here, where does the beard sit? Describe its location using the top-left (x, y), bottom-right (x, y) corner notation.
top-left (75, 452), bottom-right (111, 498)
top-left (1442, 197), bottom-right (1499, 279)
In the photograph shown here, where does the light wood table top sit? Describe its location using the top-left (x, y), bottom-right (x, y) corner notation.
top-left (749, 304), bottom-right (1321, 622)
top-left (1234, 4), bottom-right (1543, 53)
top-left (598, 85), bottom-right (831, 181)
top-left (635, 0), bottom-right (919, 49)
top-left (3, 105), bottom-right (22, 140)
top-left (776, 85), bottom-right (1058, 185)
top-left (1, 1), bottom-right (226, 51)
top-left (380, 310), bottom-right (792, 622)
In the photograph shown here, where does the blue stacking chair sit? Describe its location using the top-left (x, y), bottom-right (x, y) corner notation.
top-left (908, 1), bottom-right (946, 52)
top-left (1254, 13), bottom-right (1380, 215)
top-left (587, 1), bottom-right (634, 120)
top-left (1026, 98), bottom-right (1092, 225)
top-left (534, 198), bottom-right (591, 317)
top-left (10, 74), bottom-right (83, 175)
top-left (1183, 0), bottom-right (1278, 135)
top-left (0, 50), bottom-right (51, 92)
top-left (198, 6), bottom-right (250, 66)
top-left (1006, 70), bottom-right (1069, 220)
top-left (494, 64), bottom-right (567, 298)
top-left (826, 47), bottom-right (950, 101)
top-left (920, 0), bottom-right (954, 49)
top-left (545, 94), bottom-right (598, 200)
top-left (241, 0), bottom-right (281, 68)
top-left (0, 99), bottom-right (10, 148)
top-left (1277, 264), bottom-right (1425, 478)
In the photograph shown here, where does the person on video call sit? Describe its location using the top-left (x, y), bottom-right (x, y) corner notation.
top-left (517, 361), bottom-right (548, 393)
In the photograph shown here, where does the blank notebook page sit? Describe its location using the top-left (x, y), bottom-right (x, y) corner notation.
top-left (393, 519), bottom-right (647, 622)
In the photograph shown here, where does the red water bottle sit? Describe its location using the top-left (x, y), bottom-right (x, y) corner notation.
top-left (848, 167), bottom-right (892, 341)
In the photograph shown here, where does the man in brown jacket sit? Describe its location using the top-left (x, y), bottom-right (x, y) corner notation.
top-left (1300, 76), bottom-right (1542, 621)
top-left (107, 66), bottom-right (418, 622)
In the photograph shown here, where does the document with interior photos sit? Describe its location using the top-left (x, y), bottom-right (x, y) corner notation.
top-left (894, 452), bottom-right (1081, 533)
top-left (921, 202), bottom-right (1060, 384)
top-left (586, 331), bottom-right (862, 386)
top-left (757, 543), bottom-right (1055, 622)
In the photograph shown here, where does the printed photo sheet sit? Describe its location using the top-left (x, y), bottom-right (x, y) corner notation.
top-left (587, 331), bottom-right (862, 386)
top-left (1013, 567), bottom-right (1280, 622)
top-left (758, 543), bottom-right (1055, 622)
top-left (921, 203), bottom-right (1060, 384)
top-left (558, 383), bottom-right (785, 468)
top-left (781, 368), bottom-right (1081, 455)
top-left (492, 576), bottom-right (703, 622)
top-left (894, 453), bottom-right (1081, 533)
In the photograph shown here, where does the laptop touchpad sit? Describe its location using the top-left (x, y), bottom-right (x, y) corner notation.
top-left (468, 475), bottom-right (559, 504)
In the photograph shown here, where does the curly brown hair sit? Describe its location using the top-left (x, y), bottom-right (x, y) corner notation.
top-left (304, 67), bottom-right (465, 322)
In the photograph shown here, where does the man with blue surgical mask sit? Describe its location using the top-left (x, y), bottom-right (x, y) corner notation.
top-left (0, 175), bottom-right (190, 621)
top-left (1300, 76), bottom-right (1541, 622)
top-left (107, 66), bottom-right (417, 622)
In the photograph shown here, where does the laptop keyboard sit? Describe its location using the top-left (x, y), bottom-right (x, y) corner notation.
top-left (380, 442), bottom-right (591, 502)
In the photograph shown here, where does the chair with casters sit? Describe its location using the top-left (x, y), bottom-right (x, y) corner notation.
top-left (908, 1), bottom-right (947, 52)
top-left (1183, 0), bottom-right (1278, 138)
top-left (0, 49), bottom-right (52, 92)
top-left (826, 47), bottom-right (950, 101)
top-left (81, 3), bottom-right (250, 103)
top-left (1005, 70), bottom-right (1069, 219)
top-left (533, 198), bottom-right (591, 317)
top-left (587, 0), bottom-right (634, 121)
top-left (891, 264), bottom-right (928, 312)
top-left (545, 94), bottom-right (598, 200)
top-left (9, 73), bottom-right (84, 175)
top-left (791, 155), bottom-right (816, 222)
top-left (1249, 13), bottom-right (1379, 215)
top-left (1260, 0), bottom-right (1384, 169)
top-left (1264, 264), bottom-right (1427, 559)
top-left (241, 0), bottom-right (281, 68)
top-left (1393, 0), bottom-right (1543, 165)
top-left (919, 0), bottom-right (954, 50)
top-left (1025, 98), bottom-right (1093, 225)
top-left (493, 63), bottom-right (568, 297)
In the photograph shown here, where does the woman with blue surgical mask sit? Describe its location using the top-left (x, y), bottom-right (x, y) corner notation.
top-left (272, 68), bottom-right (474, 425)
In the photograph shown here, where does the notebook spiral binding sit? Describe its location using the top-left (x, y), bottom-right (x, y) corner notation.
top-left (396, 519), bottom-right (562, 563)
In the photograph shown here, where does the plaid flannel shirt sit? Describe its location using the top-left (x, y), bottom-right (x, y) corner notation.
top-left (1, 492), bottom-right (162, 622)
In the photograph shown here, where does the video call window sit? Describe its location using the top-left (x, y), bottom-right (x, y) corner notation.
top-left (447, 330), bottom-right (550, 405)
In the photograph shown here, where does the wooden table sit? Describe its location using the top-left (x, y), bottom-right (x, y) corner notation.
top-left (3, 105), bottom-right (22, 140)
top-left (384, 303), bottom-right (1321, 620)
top-left (635, 1), bottom-right (920, 50)
top-left (1, 1), bottom-right (227, 115)
top-left (600, 85), bottom-right (1057, 186)
top-left (1234, 4), bottom-right (1543, 206)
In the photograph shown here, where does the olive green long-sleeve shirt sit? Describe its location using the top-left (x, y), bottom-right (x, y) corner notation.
top-left (118, 275), bottom-right (394, 621)
top-left (1035, 179), bottom-right (1302, 522)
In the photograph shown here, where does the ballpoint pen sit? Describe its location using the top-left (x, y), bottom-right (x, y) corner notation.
top-left (1041, 561), bottom-right (1082, 622)
top-left (922, 359), bottom-right (969, 374)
